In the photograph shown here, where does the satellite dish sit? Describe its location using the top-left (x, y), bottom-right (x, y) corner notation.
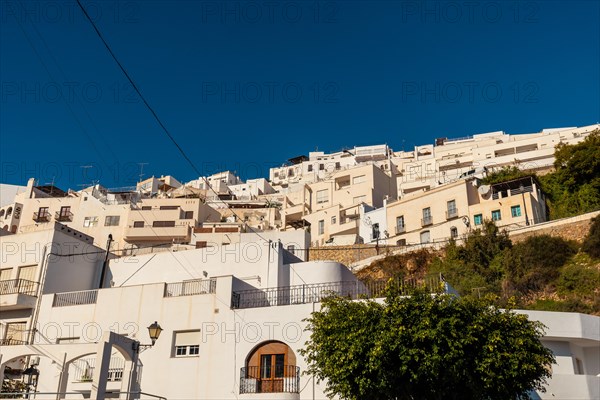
top-left (478, 185), bottom-right (491, 198)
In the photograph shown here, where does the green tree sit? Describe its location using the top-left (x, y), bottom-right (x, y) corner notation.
top-left (301, 286), bottom-right (555, 400)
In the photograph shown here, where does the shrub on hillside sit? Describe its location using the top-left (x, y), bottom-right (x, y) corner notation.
top-left (503, 235), bottom-right (576, 294)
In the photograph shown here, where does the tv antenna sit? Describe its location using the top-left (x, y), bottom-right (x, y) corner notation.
top-left (138, 163), bottom-right (149, 183)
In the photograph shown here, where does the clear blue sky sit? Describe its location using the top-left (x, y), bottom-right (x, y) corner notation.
top-left (1, 0), bottom-right (599, 189)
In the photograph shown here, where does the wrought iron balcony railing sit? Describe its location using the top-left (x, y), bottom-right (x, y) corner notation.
top-left (395, 225), bottom-right (406, 234)
top-left (55, 210), bottom-right (74, 222)
top-left (164, 278), bottom-right (216, 297)
top-left (33, 211), bottom-right (51, 222)
top-left (240, 365), bottom-right (300, 394)
top-left (0, 279), bottom-right (38, 296)
top-left (53, 289), bottom-right (98, 307)
top-left (446, 208), bottom-right (458, 219)
top-left (421, 216), bottom-right (433, 226)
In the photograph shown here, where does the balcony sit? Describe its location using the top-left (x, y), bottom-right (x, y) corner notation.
top-left (240, 366), bottom-right (300, 394)
top-left (395, 225), bottom-right (406, 235)
top-left (164, 279), bottom-right (216, 297)
top-left (52, 289), bottom-right (98, 307)
top-left (124, 222), bottom-right (192, 241)
top-left (0, 338), bottom-right (27, 346)
top-left (32, 211), bottom-right (51, 222)
top-left (446, 208), bottom-right (459, 219)
top-left (421, 216), bottom-right (433, 226)
top-left (55, 210), bottom-right (74, 222)
top-left (231, 275), bottom-right (446, 309)
top-left (0, 279), bottom-right (39, 311)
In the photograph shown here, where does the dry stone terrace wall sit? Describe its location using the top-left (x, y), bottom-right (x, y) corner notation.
top-left (307, 211), bottom-right (599, 265)
top-left (509, 211), bottom-right (599, 244)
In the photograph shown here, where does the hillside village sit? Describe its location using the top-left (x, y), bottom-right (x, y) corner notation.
top-left (1, 124), bottom-right (599, 399)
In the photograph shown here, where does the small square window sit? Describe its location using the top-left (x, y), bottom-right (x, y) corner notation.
top-left (308, 165), bottom-right (313, 172)
top-left (133, 221), bottom-right (144, 228)
top-left (491, 210), bottom-right (501, 221)
top-left (511, 205), bottom-right (522, 217)
top-left (175, 346), bottom-right (187, 356)
top-left (189, 345), bottom-right (199, 355)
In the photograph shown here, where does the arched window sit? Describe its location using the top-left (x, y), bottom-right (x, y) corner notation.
top-left (241, 341), bottom-right (298, 394)
top-left (6, 207), bottom-right (13, 218)
top-left (0, 209), bottom-right (5, 218)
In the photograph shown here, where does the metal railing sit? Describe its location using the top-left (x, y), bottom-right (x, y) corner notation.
top-left (53, 289), bottom-right (98, 307)
top-left (232, 275), bottom-right (445, 309)
top-left (446, 208), bottom-right (459, 219)
top-left (55, 210), bottom-right (74, 221)
top-left (164, 278), bottom-right (216, 297)
top-left (32, 211), bottom-right (51, 222)
top-left (421, 216), bottom-right (433, 226)
top-left (0, 279), bottom-right (38, 296)
top-left (395, 225), bottom-right (406, 234)
top-left (0, 338), bottom-right (27, 346)
top-left (240, 365), bottom-right (300, 394)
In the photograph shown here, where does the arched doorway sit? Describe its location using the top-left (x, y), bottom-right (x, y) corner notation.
top-left (241, 341), bottom-right (299, 394)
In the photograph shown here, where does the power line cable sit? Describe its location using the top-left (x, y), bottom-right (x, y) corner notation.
top-left (75, 0), bottom-right (274, 245)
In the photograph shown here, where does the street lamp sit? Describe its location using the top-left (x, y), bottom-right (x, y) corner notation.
top-left (132, 321), bottom-right (163, 353)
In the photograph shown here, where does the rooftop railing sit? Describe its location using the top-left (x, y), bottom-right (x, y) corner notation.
top-left (164, 278), bottom-right (216, 297)
top-left (53, 289), bottom-right (98, 307)
top-left (231, 275), bottom-right (445, 309)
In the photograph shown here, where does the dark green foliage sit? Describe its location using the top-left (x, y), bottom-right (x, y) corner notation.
top-left (481, 166), bottom-right (530, 185)
top-left (301, 286), bottom-right (555, 400)
top-left (430, 221), bottom-right (510, 297)
top-left (503, 235), bottom-right (576, 294)
top-left (582, 216), bottom-right (600, 259)
top-left (539, 130), bottom-right (600, 219)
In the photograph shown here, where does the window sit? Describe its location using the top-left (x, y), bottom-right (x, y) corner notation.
top-left (173, 330), bottom-right (200, 357)
top-left (447, 200), bottom-right (457, 218)
top-left (58, 206), bottom-right (71, 220)
top-left (307, 164), bottom-right (313, 172)
top-left (396, 216), bottom-right (405, 233)
top-left (316, 189), bottom-right (328, 204)
top-left (491, 210), bottom-right (501, 221)
top-left (183, 211), bottom-right (194, 219)
top-left (319, 164), bottom-right (324, 171)
top-left (420, 230), bottom-right (430, 244)
top-left (511, 205), bottom-right (522, 217)
top-left (153, 221), bottom-right (176, 227)
top-left (397, 239), bottom-right (406, 246)
top-left (17, 266), bottom-right (36, 282)
top-left (5, 322), bottom-right (26, 344)
top-left (352, 175), bottom-right (366, 184)
top-left (286, 245), bottom-right (295, 255)
top-left (133, 221), bottom-right (144, 228)
top-left (288, 169), bottom-right (294, 177)
top-left (335, 162), bottom-right (341, 170)
top-left (353, 195), bottom-right (366, 204)
top-left (83, 216), bottom-right (98, 227)
top-left (0, 268), bottom-right (12, 281)
top-left (372, 223), bottom-right (380, 240)
top-left (141, 206), bottom-right (152, 210)
top-left (331, 216), bottom-right (336, 224)
top-left (160, 205), bottom-right (178, 210)
top-left (422, 207), bottom-right (432, 225)
top-left (474, 214), bottom-right (483, 226)
top-left (36, 207), bottom-right (49, 221)
top-left (450, 227), bottom-right (458, 239)
top-left (318, 220), bottom-right (325, 235)
top-left (104, 216), bottom-right (120, 226)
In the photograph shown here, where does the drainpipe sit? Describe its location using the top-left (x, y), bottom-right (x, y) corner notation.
top-left (99, 234), bottom-right (113, 288)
